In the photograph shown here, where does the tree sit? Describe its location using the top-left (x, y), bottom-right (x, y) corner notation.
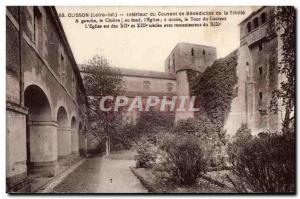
top-left (270, 6), bottom-right (295, 134)
top-left (82, 55), bottom-right (124, 152)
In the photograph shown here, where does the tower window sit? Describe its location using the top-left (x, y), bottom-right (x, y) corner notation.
top-left (261, 12), bottom-right (267, 24)
top-left (202, 49), bottom-right (206, 56)
top-left (191, 48), bottom-right (194, 56)
top-left (253, 17), bottom-right (259, 29)
top-left (259, 66), bottom-right (263, 78)
top-left (247, 22), bottom-right (251, 32)
top-left (259, 92), bottom-right (263, 100)
top-left (258, 43), bottom-right (263, 51)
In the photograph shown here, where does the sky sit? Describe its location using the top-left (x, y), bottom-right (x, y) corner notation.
top-left (57, 6), bottom-right (259, 72)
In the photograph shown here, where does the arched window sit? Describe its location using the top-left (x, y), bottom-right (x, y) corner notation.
top-left (247, 22), bottom-right (251, 32)
top-left (253, 17), bottom-right (259, 29)
top-left (261, 12), bottom-right (267, 24)
top-left (202, 49), bottom-right (206, 56)
top-left (191, 48), bottom-right (194, 56)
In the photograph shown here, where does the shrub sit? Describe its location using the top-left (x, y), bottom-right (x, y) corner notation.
top-left (227, 127), bottom-right (295, 192)
top-left (174, 117), bottom-right (215, 136)
top-left (174, 117), bottom-right (227, 168)
top-left (156, 133), bottom-right (207, 185)
top-left (134, 137), bottom-right (157, 168)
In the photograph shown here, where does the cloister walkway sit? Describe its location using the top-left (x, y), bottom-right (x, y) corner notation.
top-left (42, 150), bottom-right (147, 193)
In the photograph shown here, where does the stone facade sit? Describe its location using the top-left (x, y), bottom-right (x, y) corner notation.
top-left (225, 6), bottom-right (284, 134)
top-left (6, 6), bottom-right (88, 192)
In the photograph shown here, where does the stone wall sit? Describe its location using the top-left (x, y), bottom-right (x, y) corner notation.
top-left (226, 6), bottom-right (282, 135)
top-left (165, 43), bottom-right (217, 73)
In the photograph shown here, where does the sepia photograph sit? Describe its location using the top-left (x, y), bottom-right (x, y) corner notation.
top-left (5, 5), bottom-right (295, 194)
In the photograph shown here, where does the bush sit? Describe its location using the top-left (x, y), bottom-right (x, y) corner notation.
top-left (134, 137), bottom-right (157, 168)
top-left (156, 133), bottom-right (207, 185)
top-left (227, 126), bottom-right (295, 192)
top-left (174, 117), bottom-right (215, 136)
top-left (174, 117), bottom-right (227, 168)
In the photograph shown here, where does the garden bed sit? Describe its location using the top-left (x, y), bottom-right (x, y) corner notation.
top-left (131, 167), bottom-right (236, 193)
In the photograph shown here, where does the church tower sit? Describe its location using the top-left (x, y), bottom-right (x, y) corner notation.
top-left (165, 43), bottom-right (217, 120)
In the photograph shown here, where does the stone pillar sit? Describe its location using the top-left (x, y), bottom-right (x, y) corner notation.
top-left (28, 121), bottom-right (58, 177)
top-left (57, 127), bottom-right (72, 158)
top-left (6, 102), bottom-right (29, 192)
top-left (79, 132), bottom-right (87, 157)
top-left (71, 130), bottom-right (79, 154)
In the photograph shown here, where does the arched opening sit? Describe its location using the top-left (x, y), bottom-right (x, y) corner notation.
top-left (25, 85), bottom-right (56, 176)
top-left (57, 106), bottom-right (71, 158)
top-left (71, 116), bottom-right (79, 154)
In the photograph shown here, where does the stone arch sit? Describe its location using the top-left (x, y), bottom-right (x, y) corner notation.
top-left (57, 106), bottom-right (71, 158)
top-left (71, 116), bottom-right (79, 154)
top-left (24, 84), bottom-right (57, 176)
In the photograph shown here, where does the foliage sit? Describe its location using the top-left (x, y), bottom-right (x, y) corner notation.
top-left (134, 137), bottom-right (158, 168)
top-left (174, 117), bottom-right (227, 168)
top-left (227, 126), bottom-right (295, 192)
top-left (82, 55), bottom-right (124, 152)
top-left (155, 133), bottom-right (207, 185)
top-left (227, 124), bottom-right (252, 166)
top-left (270, 7), bottom-right (295, 134)
top-left (188, 51), bottom-right (238, 127)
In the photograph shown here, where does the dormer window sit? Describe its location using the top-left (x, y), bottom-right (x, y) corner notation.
top-left (253, 17), bottom-right (259, 29)
top-left (172, 54), bottom-right (175, 69)
top-left (247, 22), bottom-right (251, 32)
top-left (60, 54), bottom-right (65, 69)
top-left (59, 53), bottom-right (67, 84)
top-left (33, 7), bottom-right (43, 52)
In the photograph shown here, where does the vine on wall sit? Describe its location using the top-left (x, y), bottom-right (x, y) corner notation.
top-left (188, 50), bottom-right (238, 127)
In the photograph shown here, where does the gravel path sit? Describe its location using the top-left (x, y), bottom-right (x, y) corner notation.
top-left (51, 151), bottom-right (147, 193)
